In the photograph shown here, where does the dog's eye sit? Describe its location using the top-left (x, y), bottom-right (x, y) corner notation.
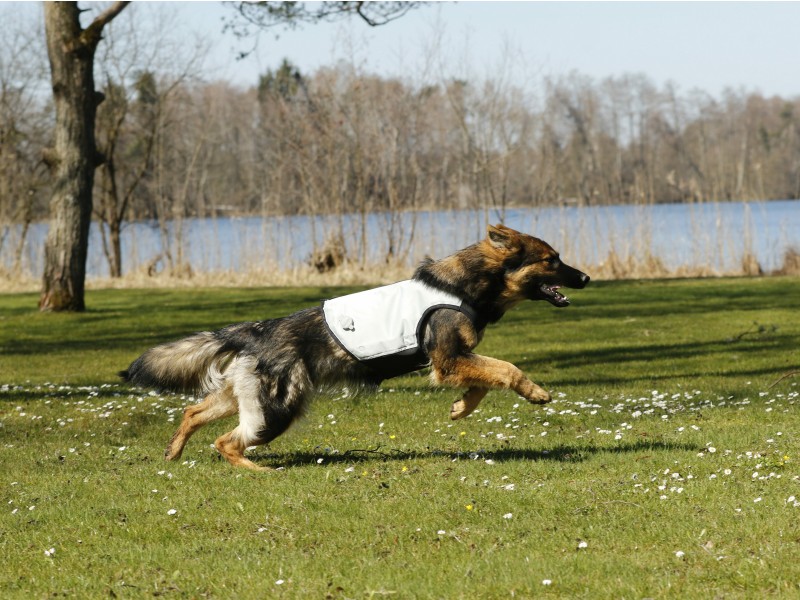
top-left (547, 257), bottom-right (560, 267)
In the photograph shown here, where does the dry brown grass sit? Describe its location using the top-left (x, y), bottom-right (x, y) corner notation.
top-left (588, 249), bottom-right (741, 281)
top-left (775, 247), bottom-right (800, 276)
top-left (3, 247), bottom-right (792, 296)
top-left (0, 269), bottom-right (38, 293)
top-left (115, 261), bottom-right (413, 288)
top-left (741, 251), bottom-right (764, 276)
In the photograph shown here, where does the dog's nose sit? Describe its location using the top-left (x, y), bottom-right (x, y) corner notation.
top-left (580, 273), bottom-right (590, 287)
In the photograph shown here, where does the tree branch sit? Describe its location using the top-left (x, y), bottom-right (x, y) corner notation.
top-left (225, 1), bottom-right (426, 37)
top-left (80, 1), bottom-right (131, 50)
top-left (90, 1), bottom-right (131, 31)
top-left (354, 1), bottom-right (419, 26)
top-left (768, 370), bottom-right (800, 390)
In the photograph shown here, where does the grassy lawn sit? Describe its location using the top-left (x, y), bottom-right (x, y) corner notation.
top-left (1, 277), bottom-right (799, 598)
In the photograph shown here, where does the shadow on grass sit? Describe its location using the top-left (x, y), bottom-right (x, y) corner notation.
top-left (248, 439), bottom-right (700, 470)
top-left (525, 335), bottom-right (795, 371)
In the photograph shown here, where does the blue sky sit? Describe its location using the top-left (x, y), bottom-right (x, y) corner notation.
top-left (177, 0), bottom-right (800, 98)
top-left (12, 1), bottom-right (800, 98)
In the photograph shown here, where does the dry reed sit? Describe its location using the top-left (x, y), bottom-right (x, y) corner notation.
top-left (775, 248), bottom-right (800, 276)
top-left (3, 249), bottom-right (794, 296)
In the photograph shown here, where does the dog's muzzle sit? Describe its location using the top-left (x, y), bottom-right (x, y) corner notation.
top-left (574, 272), bottom-right (590, 288)
top-left (537, 266), bottom-right (589, 307)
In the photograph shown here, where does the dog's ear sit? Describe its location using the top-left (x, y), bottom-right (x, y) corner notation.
top-left (487, 224), bottom-right (521, 251)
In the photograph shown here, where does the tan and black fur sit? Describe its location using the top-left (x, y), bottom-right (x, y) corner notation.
top-left (121, 225), bottom-right (589, 471)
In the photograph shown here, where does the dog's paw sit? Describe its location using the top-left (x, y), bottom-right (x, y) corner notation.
top-left (450, 388), bottom-right (488, 420)
top-left (450, 400), bottom-right (469, 420)
top-left (164, 438), bottom-right (184, 461)
top-left (522, 384), bottom-right (552, 405)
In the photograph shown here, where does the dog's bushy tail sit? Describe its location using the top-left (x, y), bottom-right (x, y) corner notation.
top-left (120, 332), bottom-right (234, 394)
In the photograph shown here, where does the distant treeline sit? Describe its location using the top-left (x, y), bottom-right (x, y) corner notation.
top-left (3, 44), bottom-right (800, 273)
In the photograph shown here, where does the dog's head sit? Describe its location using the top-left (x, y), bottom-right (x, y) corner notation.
top-left (485, 224), bottom-right (590, 309)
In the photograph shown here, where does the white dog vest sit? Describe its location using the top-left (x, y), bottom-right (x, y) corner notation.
top-left (322, 279), bottom-right (478, 380)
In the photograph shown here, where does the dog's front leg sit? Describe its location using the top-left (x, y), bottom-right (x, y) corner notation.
top-left (450, 387), bottom-right (488, 420)
top-left (425, 309), bottom-right (552, 413)
top-left (432, 353), bottom-right (552, 405)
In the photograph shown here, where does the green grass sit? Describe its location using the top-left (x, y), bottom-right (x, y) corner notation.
top-left (1, 277), bottom-right (799, 598)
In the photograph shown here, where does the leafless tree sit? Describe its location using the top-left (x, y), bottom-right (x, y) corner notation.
top-left (93, 5), bottom-right (206, 277)
top-left (39, 1), bottom-right (129, 311)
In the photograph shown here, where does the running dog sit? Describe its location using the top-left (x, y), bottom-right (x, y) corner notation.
top-left (121, 224), bottom-right (589, 471)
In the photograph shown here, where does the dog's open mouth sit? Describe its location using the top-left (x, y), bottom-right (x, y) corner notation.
top-left (539, 284), bottom-right (570, 307)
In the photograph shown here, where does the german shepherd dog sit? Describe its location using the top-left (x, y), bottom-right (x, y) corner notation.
top-left (121, 225), bottom-right (589, 471)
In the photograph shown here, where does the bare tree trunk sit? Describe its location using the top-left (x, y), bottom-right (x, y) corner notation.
top-left (39, 1), bottom-right (128, 311)
top-left (97, 157), bottom-right (124, 277)
top-left (12, 216), bottom-right (31, 275)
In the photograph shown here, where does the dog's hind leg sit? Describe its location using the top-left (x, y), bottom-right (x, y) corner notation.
top-left (215, 359), bottom-right (310, 471)
top-left (214, 429), bottom-right (272, 472)
top-left (450, 387), bottom-right (488, 420)
top-left (214, 404), bottom-right (302, 472)
top-left (165, 386), bottom-right (238, 461)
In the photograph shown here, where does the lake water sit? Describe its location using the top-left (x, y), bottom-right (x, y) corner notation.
top-left (3, 199), bottom-right (799, 278)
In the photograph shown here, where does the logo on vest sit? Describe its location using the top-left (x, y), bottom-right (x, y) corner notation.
top-left (338, 315), bottom-right (355, 332)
